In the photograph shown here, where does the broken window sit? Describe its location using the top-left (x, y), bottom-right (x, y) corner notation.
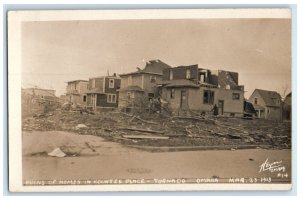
top-left (254, 98), bottom-right (258, 105)
top-left (170, 88), bottom-right (175, 99)
top-left (186, 69), bottom-right (191, 79)
top-left (203, 90), bottom-right (214, 104)
top-left (109, 79), bottom-right (115, 88)
top-left (83, 95), bottom-right (86, 102)
top-left (232, 93), bottom-right (240, 100)
top-left (169, 70), bottom-right (173, 80)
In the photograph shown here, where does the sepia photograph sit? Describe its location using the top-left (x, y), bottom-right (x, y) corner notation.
top-left (8, 8), bottom-right (292, 192)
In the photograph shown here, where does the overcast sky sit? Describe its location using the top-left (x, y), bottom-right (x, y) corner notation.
top-left (21, 19), bottom-right (291, 98)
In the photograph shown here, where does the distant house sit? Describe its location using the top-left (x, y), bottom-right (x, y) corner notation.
top-left (248, 89), bottom-right (282, 120)
top-left (282, 92), bottom-right (291, 120)
top-left (22, 87), bottom-right (58, 117)
top-left (86, 74), bottom-right (121, 111)
top-left (160, 65), bottom-right (245, 117)
top-left (118, 60), bottom-right (171, 109)
top-left (66, 80), bottom-right (88, 105)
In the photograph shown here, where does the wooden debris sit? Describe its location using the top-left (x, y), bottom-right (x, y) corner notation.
top-left (122, 134), bottom-right (169, 140)
top-left (85, 142), bottom-right (96, 152)
top-left (120, 112), bottom-right (158, 125)
top-left (118, 127), bottom-right (164, 134)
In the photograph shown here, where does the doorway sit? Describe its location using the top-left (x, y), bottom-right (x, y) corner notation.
top-left (180, 90), bottom-right (188, 110)
top-left (218, 100), bottom-right (224, 115)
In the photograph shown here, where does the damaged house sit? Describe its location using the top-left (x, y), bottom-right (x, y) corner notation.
top-left (86, 74), bottom-right (121, 111)
top-left (159, 65), bottom-right (245, 117)
top-left (118, 60), bottom-right (171, 110)
top-left (248, 89), bottom-right (282, 120)
top-left (22, 87), bottom-right (59, 117)
top-left (66, 80), bottom-right (88, 105)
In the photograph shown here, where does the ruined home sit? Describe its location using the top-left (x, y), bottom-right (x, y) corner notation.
top-left (282, 92), bottom-right (291, 120)
top-left (66, 80), bottom-right (88, 105)
top-left (86, 74), bottom-right (121, 111)
top-left (22, 87), bottom-right (58, 117)
top-left (159, 65), bottom-right (245, 117)
top-left (248, 89), bottom-right (282, 120)
top-left (118, 60), bottom-right (171, 110)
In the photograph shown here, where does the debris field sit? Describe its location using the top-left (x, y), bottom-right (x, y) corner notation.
top-left (22, 109), bottom-right (291, 151)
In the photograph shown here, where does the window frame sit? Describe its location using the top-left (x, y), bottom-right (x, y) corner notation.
top-left (232, 93), bottom-right (240, 100)
top-left (169, 70), bottom-right (173, 80)
top-left (109, 79), bottom-right (115, 88)
top-left (107, 94), bottom-right (117, 103)
top-left (186, 69), bottom-right (191, 79)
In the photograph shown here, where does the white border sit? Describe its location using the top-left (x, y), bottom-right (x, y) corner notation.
top-left (8, 8), bottom-right (292, 192)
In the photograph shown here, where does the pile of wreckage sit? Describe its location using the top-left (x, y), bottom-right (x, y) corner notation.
top-left (22, 109), bottom-right (291, 151)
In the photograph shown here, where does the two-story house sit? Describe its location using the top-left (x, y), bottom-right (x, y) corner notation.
top-left (248, 89), bottom-right (282, 120)
top-left (66, 80), bottom-right (88, 105)
top-left (86, 74), bottom-right (121, 111)
top-left (160, 65), bottom-right (245, 117)
top-left (118, 60), bottom-right (171, 109)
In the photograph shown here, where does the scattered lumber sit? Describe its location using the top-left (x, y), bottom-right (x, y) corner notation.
top-left (119, 112), bottom-right (158, 125)
top-left (85, 142), bottom-right (96, 152)
top-left (172, 116), bottom-right (205, 121)
top-left (122, 134), bottom-right (169, 140)
top-left (118, 127), bottom-right (164, 134)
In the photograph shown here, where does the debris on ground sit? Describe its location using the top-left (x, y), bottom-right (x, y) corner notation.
top-left (22, 109), bottom-right (292, 150)
top-left (48, 148), bottom-right (66, 158)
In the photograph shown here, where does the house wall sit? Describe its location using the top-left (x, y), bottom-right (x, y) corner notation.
top-left (162, 87), bottom-right (244, 116)
top-left (142, 74), bottom-right (162, 94)
top-left (120, 75), bottom-right (143, 89)
top-left (96, 94), bottom-right (118, 108)
top-left (118, 90), bottom-right (145, 109)
top-left (163, 65), bottom-right (198, 81)
top-left (104, 77), bottom-right (121, 93)
top-left (265, 106), bottom-right (282, 121)
top-left (248, 90), bottom-right (265, 107)
top-left (88, 78), bottom-right (104, 90)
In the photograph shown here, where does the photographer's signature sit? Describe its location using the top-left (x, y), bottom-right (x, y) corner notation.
top-left (259, 158), bottom-right (285, 173)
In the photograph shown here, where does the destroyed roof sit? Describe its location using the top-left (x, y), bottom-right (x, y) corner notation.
top-left (255, 89), bottom-right (282, 107)
top-left (118, 85), bottom-right (145, 92)
top-left (87, 88), bottom-right (104, 94)
top-left (163, 79), bottom-right (199, 88)
top-left (120, 60), bottom-right (172, 76)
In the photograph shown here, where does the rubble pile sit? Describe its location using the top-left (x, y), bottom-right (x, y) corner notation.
top-left (22, 109), bottom-right (291, 150)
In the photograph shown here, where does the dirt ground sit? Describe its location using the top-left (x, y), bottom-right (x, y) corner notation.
top-left (22, 109), bottom-right (292, 149)
top-left (23, 131), bottom-right (291, 184)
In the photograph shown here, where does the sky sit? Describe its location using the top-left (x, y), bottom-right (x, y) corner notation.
top-left (21, 19), bottom-right (291, 98)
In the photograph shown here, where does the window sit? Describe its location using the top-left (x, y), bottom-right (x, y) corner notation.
top-left (169, 70), bottom-right (173, 80)
top-left (109, 79), bottom-right (115, 88)
top-left (107, 94), bottom-right (116, 103)
top-left (127, 92), bottom-right (131, 99)
top-left (83, 95), bottom-right (86, 102)
top-left (186, 69), bottom-right (191, 79)
top-left (232, 93), bottom-right (240, 100)
top-left (199, 72), bottom-right (206, 82)
top-left (170, 88), bottom-right (175, 99)
top-left (203, 90), bottom-right (214, 104)
top-left (254, 98), bottom-right (258, 105)
top-left (150, 76), bottom-right (156, 83)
